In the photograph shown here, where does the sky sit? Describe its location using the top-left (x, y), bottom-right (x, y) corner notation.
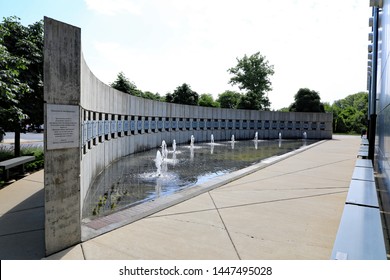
top-left (0, 0), bottom-right (371, 110)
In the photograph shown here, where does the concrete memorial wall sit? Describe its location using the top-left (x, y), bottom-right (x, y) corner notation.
top-left (44, 17), bottom-right (332, 255)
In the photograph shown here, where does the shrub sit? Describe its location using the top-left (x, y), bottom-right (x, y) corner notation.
top-left (20, 146), bottom-right (44, 171)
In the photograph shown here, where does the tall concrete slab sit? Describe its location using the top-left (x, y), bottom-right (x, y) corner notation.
top-left (44, 17), bottom-right (82, 255)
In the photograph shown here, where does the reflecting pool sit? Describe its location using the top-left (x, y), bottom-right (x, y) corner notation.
top-left (83, 139), bottom-right (316, 219)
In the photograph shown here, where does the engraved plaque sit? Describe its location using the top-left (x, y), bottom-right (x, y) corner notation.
top-left (117, 120), bottom-right (123, 132)
top-left (124, 120), bottom-right (129, 132)
top-left (104, 120), bottom-right (110, 134)
top-left (92, 121), bottom-right (98, 138)
top-left (98, 121), bottom-right (104, 136)
top-left (47, 104), bottom-right (80, 150)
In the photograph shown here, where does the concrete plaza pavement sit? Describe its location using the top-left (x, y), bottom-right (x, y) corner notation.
top-left (0, 135), bottom-right (361, 260)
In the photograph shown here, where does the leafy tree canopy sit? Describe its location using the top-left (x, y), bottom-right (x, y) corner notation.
top-left (217, 90), bottom-right (241, 109)
top-left (198, 93), bottom-right (219, 108)
top-left (0, 16), bottom-right (43, 130)
top-left (110, 71), bottom-right (139, 95)
top-left (142, 91), bottom-right (162, 101)
top-left (331, 92), bottom-right (368, 134)
top-left (228, 52), bottom-right (274, 110)
top-left (167, 83), bottom-right (199, 106)
top-left (277, 107), bottom-right (290, 112)
top-left (289, 88), bottom-right (325, 113)
top-left (110, 71), bottom-right (162, 101)
top-left (0, 43), bottom-right (30, 128)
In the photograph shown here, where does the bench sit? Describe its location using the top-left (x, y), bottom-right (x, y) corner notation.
top-left (346, 179), bottom-right (379, 208)
top-left (0, 156), bottom-right (35, 181)
top-left (355, 158), bottom-right (373, 168)
top-left (361, 138), bottom-right (369, 146)
top-left (331, 204), bottom-right (386, 260)
top-left (351, 166), bottom-right (375, 182)
top-left (357, 145), bottom-right (369, 159)
top-left (357, 137), bottom-right (369, 158)
top-left (331, 157), bottom-right (387, 260)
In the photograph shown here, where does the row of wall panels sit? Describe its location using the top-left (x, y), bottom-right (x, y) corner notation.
top-left (81, 118), bottom-right (327, 145)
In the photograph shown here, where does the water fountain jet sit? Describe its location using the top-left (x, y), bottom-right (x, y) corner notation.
top-left (155, 150), bottom-right (163, 176)
top-left (161, 140), bottom-right (168, 159)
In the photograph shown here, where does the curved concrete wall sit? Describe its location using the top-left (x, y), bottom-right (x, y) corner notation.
top-left (44, 17), bottom-right (332, 255)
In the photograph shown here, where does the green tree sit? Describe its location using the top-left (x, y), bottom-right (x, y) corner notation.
top-left (141, 91), bottom-right (162, 101)
top-left (0, 16), bottom-right (43, 156)
top-left (110, 72), bottom-right (163, 101)
top-left (1, 17), bottom-right (43, 128)
top-left (110, 72), bottom-right (141, 96)
top-left (198, 93), bottom-right (219, 107)
top-left (332, 92), bottom-right (368, 134)
top-left (167, 83), bottom-right (199, 105)
top-left (278, 107), bottom-right (290, 112)
top-left (164, 92), bottom-right (173, 103)
top-left (217, 90), bottom-right (241, 109)
top-left (323, 102), bottom-right (332, 113)
top-left (0, 43), bottom-right (30, 127)
top-left (228, 52), bottom-right (274, 110)
top-left (289, 88), bottom-right (325, 113)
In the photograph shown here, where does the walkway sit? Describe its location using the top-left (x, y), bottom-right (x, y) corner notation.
top-left (0, 135), bottom-right (361, 259)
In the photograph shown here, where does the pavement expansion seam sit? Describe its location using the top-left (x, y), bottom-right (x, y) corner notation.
top-left (0, 228), bottom-right (44, 238)
top-left (214, 190), bottom-right (348, 211)
top-left (1, 205), bottom-right (44, 215)
top-left (208, 191), bottom-right (241, 260)
top-left (220, 158), bottom-right (355, 189)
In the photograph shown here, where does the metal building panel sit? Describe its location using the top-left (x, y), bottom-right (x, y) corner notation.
top-left (351, 167), bottom-right (375, 182)
top-left (331, 204), bottom-right (386, 260)
top-left (355, 159), bottom-right (373, 168)
top-left (346, 179), bottom-right (379, 208)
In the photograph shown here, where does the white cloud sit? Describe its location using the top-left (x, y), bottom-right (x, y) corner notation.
top-left (84, 0), bottom-right (141, 16)
top-left (82, 0), bottom-right (371, 109)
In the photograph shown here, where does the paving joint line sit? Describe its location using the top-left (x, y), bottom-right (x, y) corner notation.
top-left (80, 243), bottom-right (87, 260)
top-left (1, 205), bottom-right (44, 216)
top-left (21, 178), bottom-right (44, 184)
top-left (159, 215), bottom-right (226, 231)
top-left (216, 190), bottom-right (348, 211)
top-left (208, 192), bottom-right (241, 260)
top-left (147, 188), bottom-right (348, 218)
top-left (221, 158), bottom-right (355, 189)
top-left (148, 208), bottom-right (217, 219)
top-left (0, 227), bottom-right (44, 238)
top-left (214, 187), bottom-right (349, 193)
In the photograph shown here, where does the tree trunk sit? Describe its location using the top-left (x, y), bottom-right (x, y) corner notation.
top-left (14, 129), bottom-right (21, 157)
